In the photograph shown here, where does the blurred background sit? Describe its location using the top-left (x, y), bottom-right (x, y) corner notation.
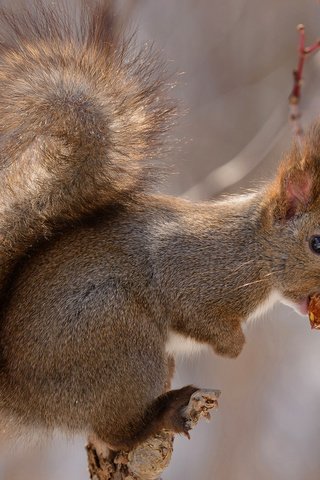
top-left (1, 0), bottom-right (320, 479)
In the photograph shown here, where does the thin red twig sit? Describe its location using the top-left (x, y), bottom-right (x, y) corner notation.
top-left (289, 24), bottom-right (320, 139)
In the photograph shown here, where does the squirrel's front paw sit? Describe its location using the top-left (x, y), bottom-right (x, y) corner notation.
top-left (213, 326), bottom-right (245, 358)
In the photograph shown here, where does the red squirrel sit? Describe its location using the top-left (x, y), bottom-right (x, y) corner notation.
top-left (0, 1), bottom-right (318, 451)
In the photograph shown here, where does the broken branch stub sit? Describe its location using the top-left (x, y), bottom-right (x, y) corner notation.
top-left (86, 388), bottom-right (220, 480)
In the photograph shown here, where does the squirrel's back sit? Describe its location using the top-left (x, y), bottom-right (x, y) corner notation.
top-left (0, 1), bottom-right (174, 293)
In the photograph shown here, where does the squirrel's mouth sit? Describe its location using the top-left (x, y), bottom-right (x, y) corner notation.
top-left (295, 297), bottom-right (309, 316)
top-left (281, 294), bottom-right (310, 316)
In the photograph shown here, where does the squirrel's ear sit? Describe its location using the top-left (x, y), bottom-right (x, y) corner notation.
top-left (267, 122), bottom-right (320, 222)
top-left (283, 169), bottom-right (313, 219)
top-left (267, 150), bottom-right (314, 221)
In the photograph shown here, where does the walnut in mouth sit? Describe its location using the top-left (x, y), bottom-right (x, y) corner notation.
top-left (308, 295), bottom-right (320, 330)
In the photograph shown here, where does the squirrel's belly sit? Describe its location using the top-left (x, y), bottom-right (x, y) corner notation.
top-left (165, 331), bottom-right (208, 357)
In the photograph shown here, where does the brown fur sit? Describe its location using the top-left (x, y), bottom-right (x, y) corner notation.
top-left (1, 0), bottom-right (320, 452)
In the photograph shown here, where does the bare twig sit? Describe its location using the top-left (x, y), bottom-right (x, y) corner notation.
top-left (289, 24), bottom-right (320, 140)
top-left (86, 388), bottom-right (220, 480)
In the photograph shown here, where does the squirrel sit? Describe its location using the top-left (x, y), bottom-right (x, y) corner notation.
top-left (0, 0), bottom-right (318, 452)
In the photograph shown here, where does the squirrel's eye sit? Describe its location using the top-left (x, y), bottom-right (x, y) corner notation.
top-left (310, 236), bottom-right (320, 254)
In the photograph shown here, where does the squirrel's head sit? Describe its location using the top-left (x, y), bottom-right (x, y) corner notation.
top-left (263, 121), bottom-right (320, 315)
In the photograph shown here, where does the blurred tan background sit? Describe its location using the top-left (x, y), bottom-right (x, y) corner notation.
top-left (2, 0), bottom-right (320, 479)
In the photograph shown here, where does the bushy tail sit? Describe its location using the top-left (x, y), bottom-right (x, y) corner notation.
top-left (0, 1), bottom-right (174, 291)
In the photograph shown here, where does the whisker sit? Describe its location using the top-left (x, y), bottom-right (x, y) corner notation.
top-left (235, 278), bottom-right (270, 289)
top-left (233, 270), bottom-right (282, 291)
top-left (224, 259), bottom-right (256, 278)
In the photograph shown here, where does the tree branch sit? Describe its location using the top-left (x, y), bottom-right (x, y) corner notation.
top-left (289, 24), bottom-right (320, 140)
top-left (86, 388), bottom-right (220, 480)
